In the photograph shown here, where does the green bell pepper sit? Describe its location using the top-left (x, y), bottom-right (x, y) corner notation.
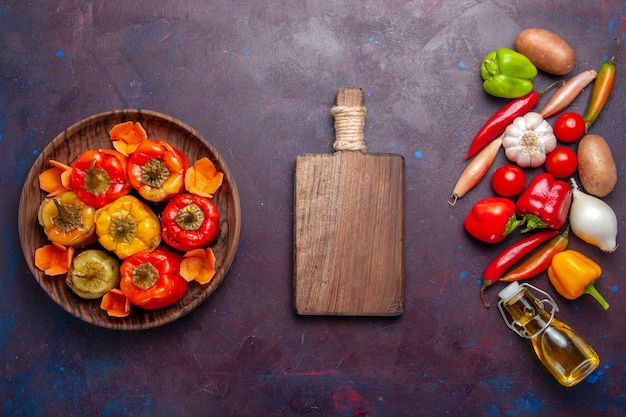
top-left (480, 47), bottom-right (537, 98)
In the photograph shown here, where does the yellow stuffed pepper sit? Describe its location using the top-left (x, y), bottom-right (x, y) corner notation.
top-left (94, 195), bottom-right (161, 259)
top-left (37, 190), bottom-right (96, 247)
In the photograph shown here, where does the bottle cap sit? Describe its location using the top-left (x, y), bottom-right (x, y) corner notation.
top-left (498, 282), bottom-right (521, 303)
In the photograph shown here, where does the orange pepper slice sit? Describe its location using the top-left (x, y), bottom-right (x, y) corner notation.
top-left (184, 157), bottom-right (224, 198)
top-left (34, 243), bottom-right (74, 276)
top-left (100, 288), bottom-right (131, 317)
top-left (109, 121), bottom-right (148, 156)
top-left (38, 160), bottom-right (72, 197)
top-left (180, 247), bottom-right (216, 285)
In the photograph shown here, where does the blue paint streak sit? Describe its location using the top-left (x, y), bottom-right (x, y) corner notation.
top-left (242, 50), bottom-right (249, 57)
top-left (368, 35), bottom-right (375, 42)
top-left (509, 391), bottom-right (544, 414)
top-left (415, 151), bottom-right (423, 158)
top-left (55, 50), bottom-right (64, 58)
top-left (459, 271), bottom-right (466, 280)
top-left (2, 373), bottom-right (39, 416)
top-left (484, 403), bottom-right (504, 417)
top-left (459, 60), bottom-right (466, 68)
top-left (484, 376), bottom-right (513, 393)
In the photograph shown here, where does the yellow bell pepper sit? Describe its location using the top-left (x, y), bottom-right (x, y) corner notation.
top-left (547, 250), bottom-right (609, 310)
top-left (37, 190), bottom-right (96, 247)
top-left (94, 195), bottom-right (161, 259)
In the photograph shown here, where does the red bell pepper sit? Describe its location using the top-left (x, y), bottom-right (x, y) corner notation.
top-left (69, 149), bottom-right (131, 208)
top-left (161, 193), bottom-right (220, 252)
top-left (127, 139), bottom-right (190, 202)
top-left (464, 198), bottom-right (521, 244)
top-left (515, 173), bottom-right (572, 231)
top-left (119, 247), bottom-right (188, 310)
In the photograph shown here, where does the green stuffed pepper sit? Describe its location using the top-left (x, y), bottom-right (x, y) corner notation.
top-left (481, 47), bottom-right (537, 98)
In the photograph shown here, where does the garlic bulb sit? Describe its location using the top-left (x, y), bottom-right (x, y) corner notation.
top-left (503, 112), bottom-right (556, 168)
top-left (569, 178), bottom-right (618, 252)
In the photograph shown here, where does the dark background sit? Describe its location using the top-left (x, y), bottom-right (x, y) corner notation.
top-left (2, 1), bottom-right (625, 416)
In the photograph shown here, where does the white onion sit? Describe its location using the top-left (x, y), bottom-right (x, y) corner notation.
top-left (569, 178), bottom-right (618, 252)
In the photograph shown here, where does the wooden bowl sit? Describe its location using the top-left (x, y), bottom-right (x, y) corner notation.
top-left (18, 109), bottom-right (241, 330)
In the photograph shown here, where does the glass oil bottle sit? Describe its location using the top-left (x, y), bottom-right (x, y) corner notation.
top-left (497, 282), bottom-right (600, 387)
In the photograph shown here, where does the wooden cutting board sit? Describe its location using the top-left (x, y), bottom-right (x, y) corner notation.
top-left (293, 87), bottom-right (405, 316)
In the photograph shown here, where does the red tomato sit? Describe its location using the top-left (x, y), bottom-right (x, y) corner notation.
top-left (491, 165), bottom-right (526, 197)
top-left (553, 112), bottom-right (585, 143)
top-left (545, 147), bottom-right (578, 178)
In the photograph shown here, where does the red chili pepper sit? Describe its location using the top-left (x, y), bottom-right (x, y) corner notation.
top-left (583, 37), bottom-right (620, 132)
top-left (161, 193), bottom-right (220, 252)
top-left (464, 198), bottom-right (521, 244)
top-left (480, 229), bottom-right (559, 307)
top-left (127, 139), bottom-right (190, 202)
top-left (515, 173), bottom-right (572, 231)
top-left (69, 149), bottom-right (131, 208)
top-left (465, 91), bottom-right (539, 160)
top-left (500, 228), bottom-right (569, 283)
top-left (119, 247), bottom-right (188, 310)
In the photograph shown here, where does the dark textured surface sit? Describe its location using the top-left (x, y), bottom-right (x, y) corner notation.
top-left (2, 1), bottom-right (625, 416)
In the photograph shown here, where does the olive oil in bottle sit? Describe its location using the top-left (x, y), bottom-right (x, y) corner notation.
top-left (498, 282), bottom-right (600, 387)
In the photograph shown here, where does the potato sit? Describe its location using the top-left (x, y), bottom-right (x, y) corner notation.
top-left (577, 134), bottom-right (617, 197)
top-left (515, 28), bottom-right (576, 75)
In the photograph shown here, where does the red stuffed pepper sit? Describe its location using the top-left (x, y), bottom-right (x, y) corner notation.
top-left (161, 193), bottom-right (220, 252)
top-left (69, 149), bottom-right (131, 208)
top-left (464, 198), bottom-right (521, 244)
top-left (516, 173), bottom-right (572, 231)
top-left (119, 247), bottom-right (187, 310)
top-left (127, 140), bottom-right (190, 202)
